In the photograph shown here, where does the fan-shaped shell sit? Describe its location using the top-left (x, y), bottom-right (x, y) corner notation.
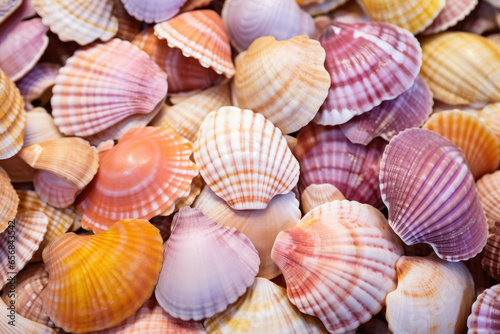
top-left (41, 219), bottom-right (164, 333)
top-left (0, 155), bottom-right (35, 183)
top-left (479, 103), bottom-right (500, 142)
top-left (467, 284), bottom-right (500, 333)
top-left (233, 35), bottom-right (330, 134)
top-left (23, 108), bottom-right (63, 147)
top-left (423, 0), bottom-right (478, 34)
top-left (0, 296), bottom-right (54, 334)
top-left (194, 107), bottom-right (299, 210)
top-left (0, 168), bottom-right (18, 233)
top-left (0, 0), bottom-right (21, 23)
top-left (121, 0), bottom-right (187, 23)
top-left (300, 183), bottom-right (345, 214)
top-left (477, 171), bottom-right (500, 232)
top-left (271, 200), bottom-right (403, 334)
top-left (17, 64), bottom-right (59, 111)
top-left (379, 128), bottom-right (488, 261)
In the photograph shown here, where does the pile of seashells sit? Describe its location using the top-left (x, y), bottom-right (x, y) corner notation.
top-left (3, 0), bottom-right (500, 332)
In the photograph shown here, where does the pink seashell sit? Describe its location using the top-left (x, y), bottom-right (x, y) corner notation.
top-left (16, 63), bottom-right (59, 110)
top-left (0, 0), bottom-right (21, 24)
top-left (33, 170), bottom-right (81, 208)
top-left (423, 0), bottom-right (479, 34)
top-left (315, 21), bottom-right (421, 126)
top-left (155, 207), bottom-right (259, 321)
top-left (339, 77), bottom-right (433, 145)
top-left (467, 284), bottom-right (500, 333)
top-left (120, 0), bottom-right (187, 23)
top-left (455, 0), bottom-right (500, 34)
top-left (379, 128), bottom-right (488, 261)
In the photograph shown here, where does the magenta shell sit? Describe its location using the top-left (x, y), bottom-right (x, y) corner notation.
top-left (467, 285), bottom-right (500, 332)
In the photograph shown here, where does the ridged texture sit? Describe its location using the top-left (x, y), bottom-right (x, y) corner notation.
top-left (295, 123), bottom-right (386, 210)
top-left (51, 39), bottom-right (168, 137)
top-left (17, 64), bottom-right (60, 110)
top-left (0, 0), bottom-right (21, 23)
top-left (194, 107), bottom-right (300, 210)
top-left (271, 200), bottom-right (403, 333)
top-left (454, 0), bottom-right (499, 35)
top-left (23, 108), bottom-right (63, 147)
top-left (32, 0), bottom-right (118, 45)
top-left (386, 256), bottom-right (475, 334)
top-left (155, 207), bottom-right (260, 321)
top-left (154, 10), bottom-right (234, 77)
top-left (181, 0), bottom-right (212, 11)
top-left (0, 297), bottom-right (54, 334)
top-left (482, 234), bottom-right (500, 281)
top-left (233, 35), bottom-right (330, 134)
top-left (379, 128), bottom-right (488, 261)
top-left (300, 183), bottom-right (345, 214)
top-left (193, 186), bottom-right (300, 279)
top-left (77, 127), bottom-right (198, 233)
top-left (0, 168), bottom-right (18, 233)
top-left (222, 0), bottom-right (316, 52)
top-left (112, 0), bottom-right (140, 41)
top-left (0, 155), bottom-right (35, 182)
top-left (120, 0), bottom-right (187, 23)
top-left (41, 219), bottom-right (164, 333)
top-left (302, 0), bottom-right (350, 15)
top-left (477, 171), bottom-right (500, 232)
top-left (423, 0), bottom-right (478, 34)
top-left (479, 103), bottom-right (500, 143)
top-left (204, 278), bottom-right (328, 333)
top-left (339, 77), bottom-right (433, 145)
top-left (467, 284), bottom-right (500, 333)
top-left (316, 21), bottom-right (422, 126)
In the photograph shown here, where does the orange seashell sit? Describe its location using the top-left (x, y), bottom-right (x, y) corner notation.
top-left (0, 167), bottom-right (18, 233)
top-left (23, 107), bottom-right (63, 148)
top-left (0, 155), bottom-right (35, 183)
top-left (477, 171), bottom-right (500, 233)
top-left (17, 63), bottom-right (59, 111)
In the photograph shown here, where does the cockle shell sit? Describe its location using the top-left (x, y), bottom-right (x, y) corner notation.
top-left (77, 127), bottom-right (198, 233)
top-left (23, 108), bottom-right (63, 148)
top-left (423, 0), bottom-right (478, 34)
top-left (51, 39), bottom-right (168, 137)
top-left (32, 170), bottom-right (81, 208)
top-left (120, 0), bottom-right (187, 23)
top-left (467, 284), bottom-right (500, 333)
top-left (315, 21), bottom-right (422, 126)
top-left (0, 167), bottom-right (18, 233)
top-left (41, 219), bottom-right (164, 333)
top-left (0, 0), bottom-right (21, 24)
top-left (477, 171), bottom-right (500, 232)
top-left (204, 278), bottom-right (328, 333)
top-left (386, 255), bottom-right (475, 334)
top-left (300, 183), bottom-right (345, 214)
top-left (16, 63), bottom-right (60, 111)
top-left (194, 107), bottom-right (300, 210)
top-left (379, 128), bottom-right (488, 261)
top-left (32, 0), bottom-right (118, 45)
top-left (233, 35), bottom-right (330, 134)
top-left (271, 200), bottom-right (403, 333)
top-left (155, 207), bottom-right (260, 321)
top-left (0, 296), bottom-right (54, 334)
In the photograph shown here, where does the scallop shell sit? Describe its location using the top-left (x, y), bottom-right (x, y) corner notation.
top-left (33, 170), bottom-right (81, 208)
top-left (120, 0), bottom-right (187, 23)
top-left (51, 39), bottom-right (168, 137)
top-left (0, 296), bottom-right (54, 334)
top-left (482, 234), bottom-right (500, 281)
top-left (0, 155), bottom-right (35, 183)
top-left (386, 255), bottom-right (475, 334)
top-left (477, 171), bottom-right (500, 232)
top-left (41, 219), bottom-right (164, 333)
top-left (194, 106), bottom-right (300, 210)
top-left (315, 21), bottom-right (422, 126)
top-left (300, 183), bottom-right (345, 214)
top-left (233, 35), bottom-right (330, 134)
top-left (423, 0), bottom-right (478, 34)
top-left (204, 278), bottom-right (328, 333)
top-left (23, 108), bottom-right (63, 148)
top-left (193, 186), bottom-right (300, 279)
top-left (467, 284), bottom-right (500, 333)
top-left (32, 0), bottom-right (118, 45)
top-left (77, 127), bottom-right (198, 233)
top-left (0, 167), bottom-right (19, 233)
top-left (155, 207), bottom-right (260, 321)
top-left (379, 128), bottom-right (488, 261)
top-left (479, 103), bottom-right (500, 142)
top-left (0, 0), bottom-right (21, 24)
top-left (271, 200), bottom-right (403, 333)
top-left (17, 63), bottom-right (59, 111)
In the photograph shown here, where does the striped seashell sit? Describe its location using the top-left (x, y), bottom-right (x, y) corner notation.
top-left (477, 171), bottom-right (500, 233)
top-left (23, 108), bottom-right (63, 147)
top-left (386, 255), bottom-right (474, 334)
top-left (315, 21), bottom-right (422, 126)
top-left (180, 0), bottom-right (213, 12)
top-left (300, 183), bottom-right (345, 214)
top-left (423, 0), bottom-right (478, 34)
top-left (339, 77), bottom-right (433, 145)
top-left (379, 128), bottom-right (488, 261)
top-left (0, 155), bottom-right (35, 183)
top-left (16, 63), bottom-right (59, 111)
top-left (52, 39), bottom-right (168, 137)
top-left (0, 0), bottom-right (21, 24)
top-left (32, 0), bottom-right (118, 45)
top-left (0, 167), bottom-right (19, 233)
top-left (193, 186), bottom-right (300, 279)
top-left (33, 170), bottom-right (82, 209)
top-left (120, 0), bottom-right (187, 23)
top-left (154, 10), bottom-right (234, 78)
top-left (112, 0), bottom-right (141, 41)
top-left (194, 107), bottom-right (300, 210)
top-left (467, 284), bottom-right (500, 333)
top-left (77, 127), bottom-right (198, 233)
top-left (222, 0), bottom-right (316, 52)
top-left (482, 234), bottom-right (500, 281)
top-left (0, 0), bottom-right (36, 28)
top-left (204, 278), bottom-right (328, 333)
top-left (271, 200), bottom-right (403, 333)
top-left (479, 103), bottom-right (500, 142)
top-left (233, 35), bottom-right (330, 134)
top-left (0, 296), bottom-right (54, 333)
top-left (155, 207), bottom-right (260, 321)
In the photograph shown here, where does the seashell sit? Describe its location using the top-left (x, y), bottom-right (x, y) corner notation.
top-left (300, 183), bottom-right (345, 214)
top-left (0, 0), bottom-right (21, 24)
top-left (41, 219), bottom-right (164, 333)
top-left (379, 128), bottom-right (488, 261)
top-left (467, 284), bottom-right (500, 333)
top-left (204, 278), bottom-right (328, 333)
top-left (302, 0), bottom-right (350, 16)
top-left (180, 0), bottom-right (213, 12)
top-left (284, 135), bottom-right (297, 151)
top-left (194, 106), bottom-right (300, 210)
top-left (464, 253), bottom-right (495, 297)
top-left (385, 255), bottom-right (475, 334)
top-left (360, 0), bottom-right (446, 34)
top-left (295, 123), bottom-right (386, 210)
top-left (77, 127), bottom-right (198, 233)
top-left (0, 167), bottom-right (19, 233)
top-left (0, 296), bottom-right (54, 333)
top-left (23, 107), bottom-right (63, 147)
top-left (477, 171), bottom-right (500, 232)
top-left (32, 0), bottom-right (118, 45)
top-left (222, 0), bottom-right (316, 52)
top-left (455, 0), bottom-right (500, 34)
top-left (315, 21), bottom-right (422, 126)
top-left (482, 234), bottom-right (500, 281)
top-left (420, 32), bottom-right (500, 105)
top-left (328, 0), bottom-right (372, 24)
top-left (0, 155), bottom-right (35, 183)
top-left (154, 10), bottom-right (235, 78)
top-left (16, 63), bottom-right (59, 111)
top-left (339, 77), bottom-right (433, 145)
top-left (271, 200), bottom-right (403, 333)
top-left (193, 186), bottom-right (300, 279)
top-left (120, 0), bottom-right (187, 23)
top-left (155, 207), bottom-right (260, 321)
top-left (0, 18), bottom-right (48, 82)
top-left (172, 174), bottom-right (204, 213)
top-left (112, 0), bottom-right (141, 41)
top-left (422, 0), bottom-right (478, 34)
top-left (52, 39), bottom-right (167, 137)
top-left (479, 103), bottom-right (500, 142)
top-left (233, 35), bottom-right (330, 134)
top-left (33, 170), bottom-right (82, 208)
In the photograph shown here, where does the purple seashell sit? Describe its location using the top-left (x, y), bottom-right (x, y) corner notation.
top-left (120, 0), bottom-right (187, 23)
top-left (422, 0), bottom-right (478, 35)
top-left (467, 284), bottom-right (500, 332)
top-left (379, 128), bottom-right (488, 261)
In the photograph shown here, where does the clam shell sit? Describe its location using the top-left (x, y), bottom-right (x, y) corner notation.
top-left (271, 200), bottom-right (403, 333)
top-left (17, 63), bottom-right (59, 111)
top-left (41, 219), bottom-right (164, 333)
top-left (194, 106), bottom-right (300, 210)
top-left (379, 128), bottom-right (488, 261)
top-left (204, 278), bottom-right (328, 333)
top-left (0, 167), bottom-right (19, 233)
top-left (120, 0), bottom-right (187, 23)
top-left (233, 35), bottom-right (330, 134)
top-left (467, 284), bottom-right (500, 333)
top-left (477, 171), bottom-right (500, 232)
top-left (315, 21), bottom-right (422, 126)
top-left (482, 234), bottom-right (500, 281)
top-left (423, 0), bottom-right (479, 34)
top-left (23, 107), bottom-right (63, 147)
top-left (51, 39), bottom-right (168, 137)
top-left (300, 183), bottom-right (345, 214)
top-left (0, 0), bottom-right (21, 24)
top-left (155, 207), bottom-right (260, 321)
top-left (0, 296), bottom-right (54, 333)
